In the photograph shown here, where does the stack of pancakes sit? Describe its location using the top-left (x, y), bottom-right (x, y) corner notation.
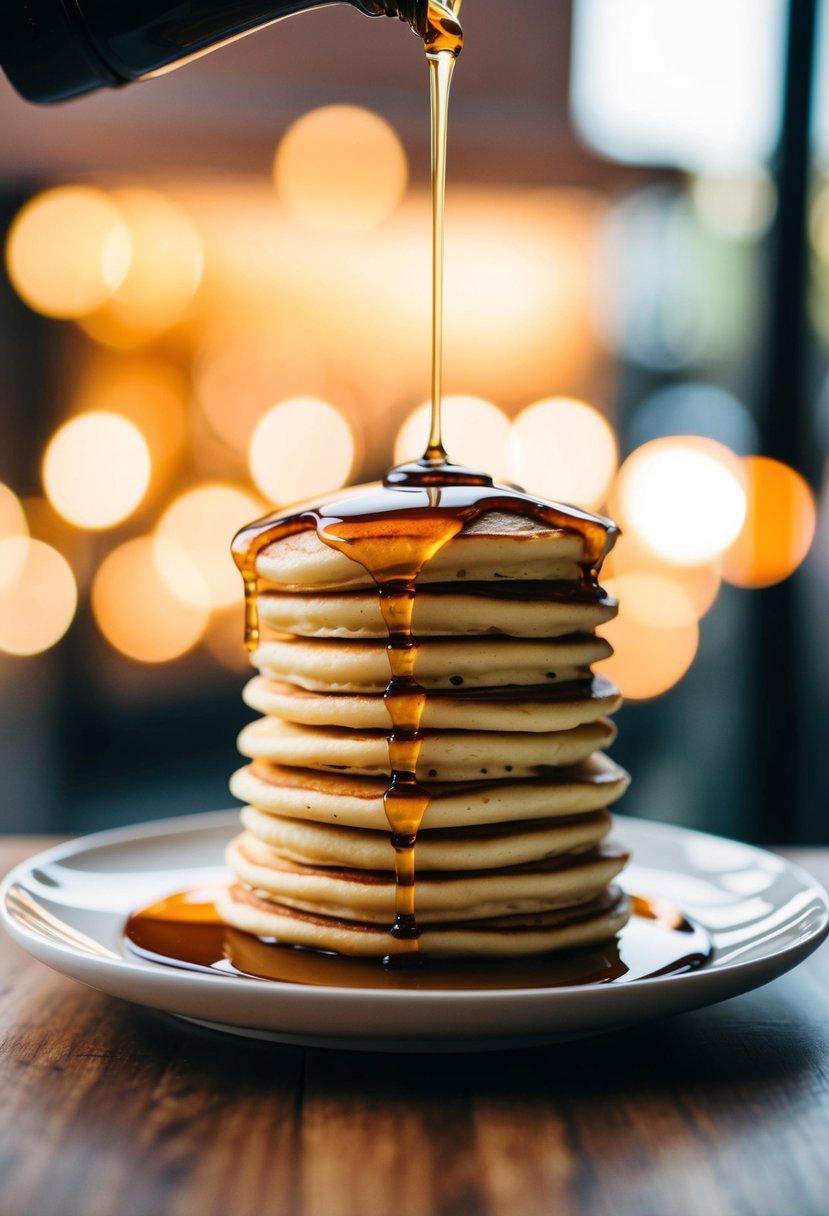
top-left (219, 504), bottom-right (631, 957)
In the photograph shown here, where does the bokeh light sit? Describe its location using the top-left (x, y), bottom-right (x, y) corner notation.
top-left (628, 382), bottom-right (758, 456)
top-left (691, 171), bottom-right (776, 242)
top-left (0, 483), bottom-right (26, 542)
top-left (195, 327), bottom-right (326, 455)
top-left (92, 537), bottom-right (209, 663)
top-left (96, 188), bottom-right (204, 338)
top-left (0, 539), bottom-right (77, 656)
top-left (178, 184), bottom-right (605, 415)
top-left (5, 186), bottom-right (131, 318)
top-left (594, 185), bottom-right (756, 371)
top-left (151, 535), bottom-right (211, 612)
top-left (722, 457), bottom-right (816, 588)
top-left (0, 483), bottom-right (28, 591)
top-left (571, 0), bottom-right (783, 173)
top-left (204, 606), bottom-right (252, 674)
top-left (809, 178), bottom-right (829, 269)
top-left (604, 530), bottom-right (722, 621)
top-left (248, 398), bottom-right (354, 505)
top-left (43, 412), bottom-right (152, 530)
top-left (155, 483), bottom-right (263, 609)
top-left (509, 397), bottom-right (617, 509)
top-left (394, 395), bottom-right (510, 474)
top-left (443, 189), bottom-right (605, 402)
top-left (274, 105), bottom-right (408, 235)
top-left (21, 497), bottom-right (94, 591)
top-left (599, 573), bottom-right (699, 700)
top-left (72, 359), bottom-right (189, 480)
top-left (613, 436), bottom-right (746, 565)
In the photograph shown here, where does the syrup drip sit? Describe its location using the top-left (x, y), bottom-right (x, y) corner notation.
top-left (314, 494), bottom-right (464, 951)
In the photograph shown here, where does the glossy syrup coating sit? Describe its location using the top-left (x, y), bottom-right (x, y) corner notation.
top-left (230, 463), bottom-right (619, 954)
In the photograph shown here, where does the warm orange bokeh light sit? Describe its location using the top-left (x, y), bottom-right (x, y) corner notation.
top-left (92, 536), bottom-right (209, 663)
top-left (0, 539), bottom-right (77, 656)
top-left (177, 184), bottom-right (604, 415)
top-left (0, 483), bottom-right (28, 591)
top-left (443, 189), bottom-right (605, 403)
top-left (248, 398), bottom-right (354, 505)
top-left (73, 360), bottom-right (189, 479)
top-left (43, 412), bottom-right (152, 530)
top-left (155, 483), bottom-right (263, 609)
top-left (613, 436), bottom-right (746, 565)
top-left (394, 395), bottom-right (510, 474)
top-left (722, 457), bottom-right (816, 588)
top-left (151, 534), bottom-right (212, 613)
top-left (274, 105), bottom-right (408, 236)
top-left (21, 497), bottom-right (93, 590)
top-left (599, 574), bottom-right (699, 700)
top-left (603, 530), bottom-right (722, 621)
top-left (5, 186), bottom-right (131, 319)
top-left (103, 188), bottom-right (203, 336)
top-left (203, 605), bottom-right (252, 674)
top-left (0, 482), bottom-right (26, 540)
top-left (509, 398), bottom-right (617, 509)
top-left (195, 328), bottom-right (326, 454)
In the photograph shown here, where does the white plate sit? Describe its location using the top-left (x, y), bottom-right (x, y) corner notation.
top-left (1, 812), bottom-right (827, 1052)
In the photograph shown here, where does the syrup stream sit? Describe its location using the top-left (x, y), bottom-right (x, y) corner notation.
top-left (425, 43), bottom-right (457, 463)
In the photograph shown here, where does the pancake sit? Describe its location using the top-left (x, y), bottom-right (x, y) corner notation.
top-left (255, 510), bottom-right (588, 590)
top-left (238, 805), bottom-right (613, 870)
top-left (229, 754), bottom-right (631, 830)
top-left (226, 833), bottom-right (629, 922)
top-left (216, 883), bottom-right (631, 958)
top-left (225, 478), bottom-right (630, 959)
top-left (252, 632), bottom-right (612, 693)
top-left (259, 586), bottom-right (617, 639)
top-left (242, 674), bottom-right (623, 732)
top-left (236, 715), bottom-right (617, 780)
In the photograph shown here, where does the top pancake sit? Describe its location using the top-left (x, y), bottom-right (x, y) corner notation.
top-left (256, 509), bottom-right (589, 590)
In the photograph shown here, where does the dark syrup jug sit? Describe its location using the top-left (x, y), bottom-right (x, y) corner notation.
top-left (1, 0), bottom-right (428, 104)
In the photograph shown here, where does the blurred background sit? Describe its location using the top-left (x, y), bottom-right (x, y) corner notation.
top-left (0, 0), bottom-right (826, 843)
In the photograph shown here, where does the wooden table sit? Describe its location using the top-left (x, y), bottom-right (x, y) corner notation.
top-left (1, 837), bottom-right (828, 1216)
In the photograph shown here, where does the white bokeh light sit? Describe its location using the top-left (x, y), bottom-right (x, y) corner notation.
top-left (156, 483), bottom-right (263, 610)
top-left (614, 437), bottom-right (746, 565)
top-left (571, 0), bottom-right (785, 171)
top-left (394, 395), bottom-right (509, 474)
top-left (43, 413), bottom-right (151, 530)
top-left (248, 398), bottom-right (354, 506)
top-left (509, 398), bottom-right (617, 509)
top-left (0, 539), bottom-right (77, 656)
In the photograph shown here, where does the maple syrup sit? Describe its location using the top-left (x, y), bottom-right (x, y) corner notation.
top-left (124, 887), bottom-right (713, 989)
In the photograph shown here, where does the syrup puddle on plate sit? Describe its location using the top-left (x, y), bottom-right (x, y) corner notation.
top-left (124, 887), bottom-right (712, 991)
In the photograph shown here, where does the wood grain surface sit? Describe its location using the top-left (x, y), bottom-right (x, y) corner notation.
top-left (1, 837), bottom-right (828, 1216)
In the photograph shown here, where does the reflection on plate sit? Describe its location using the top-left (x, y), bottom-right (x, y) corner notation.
top-left (1, 812), bottom-right (827, 1052)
